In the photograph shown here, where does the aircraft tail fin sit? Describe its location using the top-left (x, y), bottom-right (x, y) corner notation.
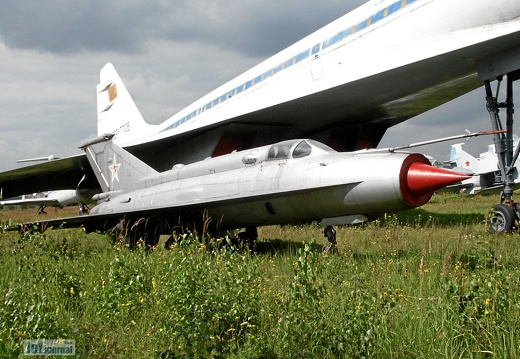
top-left (96, 63), bottom-right (157, 145)
top-left (81, 133), bottom-right (159, 194)
top-left (450, 143), bottom-right (479, 172)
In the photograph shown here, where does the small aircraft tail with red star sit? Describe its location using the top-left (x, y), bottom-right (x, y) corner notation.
top-left (450, 142), bottom-right (498, 175)
top-left (80, 133), bottom-right (158, 198)
top-left (448, 135), bottom-right (520, 194)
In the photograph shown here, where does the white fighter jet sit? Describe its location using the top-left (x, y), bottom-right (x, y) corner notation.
top-left (20, 133), bottom-right (470, 249)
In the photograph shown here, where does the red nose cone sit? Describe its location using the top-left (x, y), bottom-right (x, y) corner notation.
top-left (400, 154), bottom-right (472, 207)
top-left (406, 163), bottom-right (471, 196)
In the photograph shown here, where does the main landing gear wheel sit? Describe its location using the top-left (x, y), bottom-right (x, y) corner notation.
top-left (323, 226), bottom-right (337, 253)
top-left (488, 203), bottom-right (517, 233)
top-left (237, 227), bottom-right (258, 251)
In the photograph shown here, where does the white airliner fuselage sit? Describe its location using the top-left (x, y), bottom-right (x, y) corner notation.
top-left (98, 0), bottom-right (520, 170)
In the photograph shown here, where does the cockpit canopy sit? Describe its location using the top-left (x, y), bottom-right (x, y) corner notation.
top-left (266, 140), bottom-right (335, 161)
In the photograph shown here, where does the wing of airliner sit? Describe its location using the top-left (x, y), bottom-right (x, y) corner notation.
top-left (2, 0), bottom-right (520, 199)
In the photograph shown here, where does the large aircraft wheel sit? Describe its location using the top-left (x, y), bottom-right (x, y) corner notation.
top-left (144, 229), bottom-right (160, 248)
top-left (488, 203), bottom-right (517, 233)
top-left (237, 227), bottom-right (258, 251)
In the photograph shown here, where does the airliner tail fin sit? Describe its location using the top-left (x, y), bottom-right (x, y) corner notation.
top-left (96, 63), bottom-right (156, 144)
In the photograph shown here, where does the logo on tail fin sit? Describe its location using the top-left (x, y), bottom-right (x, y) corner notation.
top-left (108, 83), bottom-right (118, 102)
top-left (109, 156), bottom-right (121, 185)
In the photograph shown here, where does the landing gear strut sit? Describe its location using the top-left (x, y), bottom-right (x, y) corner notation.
top-left (79, 202), bottom-right (90, 215)
top-left (323, 226), bottom-right (337, 253)
top-left (485, 71), bottom-right (520, 232)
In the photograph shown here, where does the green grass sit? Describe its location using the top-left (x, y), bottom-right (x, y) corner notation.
top-left (1, 194), bottom-right (519, 358)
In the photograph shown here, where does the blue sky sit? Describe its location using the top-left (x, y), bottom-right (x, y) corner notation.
top-left (0, 0), bottom-right (510, 172)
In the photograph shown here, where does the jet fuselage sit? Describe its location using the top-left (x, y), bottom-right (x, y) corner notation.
top-left (87, 139), bottom-right (468, 231)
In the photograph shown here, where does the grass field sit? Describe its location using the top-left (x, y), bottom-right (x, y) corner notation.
top-left (1, 193), bottom-right (519, 358)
